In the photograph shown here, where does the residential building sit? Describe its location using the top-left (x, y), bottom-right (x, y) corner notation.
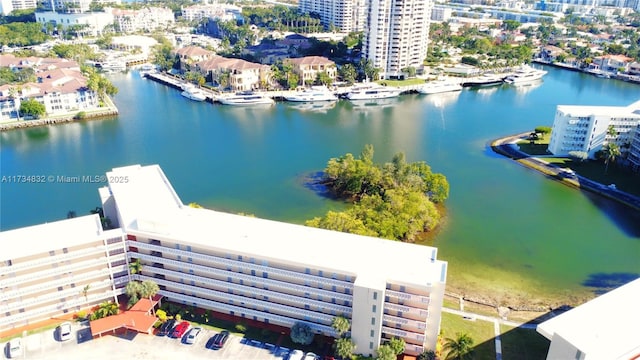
top-left (591, 54), bottom-right (634, 73)
top-left (174, 46), bottom-right (215, 71)
top-left (284, 56), bottom-right (337, 85)
top-left (102, 164), bottom-right (447, 356)
top-left (36, 10), bottom-right (115, 37)
top-left (38, 0), bottom-right (120, 13)
top-left (181, 3), bottom-right (241, 23)
top-left (112, 7), bottom-right (175, 34)
top-left (628, 124), bottom-right (640, 171)
top-left (195, 55), bottom-right (271, 91)
top-left (547, 100), bottom-right (640, 159)
top-left (0, 164), bottom-right (448, 356)
top-left (298, 0), bottom-right (366, 33)
top-left (0, 215), bottom-right (128, 334)
top-left (536, 278), bottom-right (640, 360)
top-left (0, 0), bottom-right (36, 15)
top-left (362, 0), bottom-right (433, 79)
top-left (0, 55), bottom-right (100, 121)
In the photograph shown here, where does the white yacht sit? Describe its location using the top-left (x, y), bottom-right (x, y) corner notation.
top-left (462, 74), bottom-right (504, 87)
top-left (418, 81), bottom-right (463, 95)
top-left (218, 91), bottom-right (275, 106)
top-left (504, 65), bottom-right (548, 84)
top-left (284, 86), bottom-right (338, 102)
top-left (345, 83), bottom-right (402, 101)
top-left (181, 84), bottom-right (207, 102)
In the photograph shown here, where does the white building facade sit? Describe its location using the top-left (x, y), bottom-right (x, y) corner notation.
top-left (36, 11), bottom-right (115, 37)
top-left (0, 164), bottom-right (448, 357)
top-left (362, 0), bottom-right (432, 79)
top-left (0, 0), bottom-right (37, 15)
top-left (112, 7), bottom-right (175, 34)
top-left (547, 100), bottom-right (640, 159)
top-left (0, 216), bottom-right (128, 333)
top-left (298, 0), bottom-right (367, 33)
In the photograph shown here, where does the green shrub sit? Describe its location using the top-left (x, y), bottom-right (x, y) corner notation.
top-left (74, 111), bottom-right (86, 120)
top-left (235, 323), bottom-right (247, 333)
top-left (76, 310), bottom-right (87, 320)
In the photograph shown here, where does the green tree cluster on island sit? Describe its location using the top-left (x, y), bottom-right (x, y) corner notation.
top-left (306, 145), bottom-right (449, 242)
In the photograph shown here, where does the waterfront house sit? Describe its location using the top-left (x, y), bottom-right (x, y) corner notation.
top-left (195, 56), bottom-right (271, 91)
top-left (0, 55), bottom-right (99, 121)
top-left (284, 56), bottom-right (337, 86)
top-left (0, 164), bottom-right (448, 357)
top-left (174, 46), bottom-right (215, 71)
top-left (592, 54), bottom-right (633, 73)
top-left (538, 45), bottom-right (566, 63)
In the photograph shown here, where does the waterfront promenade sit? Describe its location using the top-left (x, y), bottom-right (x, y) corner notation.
top-left (491, 133), bottom-right (640, 211)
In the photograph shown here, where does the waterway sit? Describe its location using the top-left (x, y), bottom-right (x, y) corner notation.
top-left (1, 66), bottom-right (639, 306)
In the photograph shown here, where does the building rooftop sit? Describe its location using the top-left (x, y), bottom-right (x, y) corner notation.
top-left (557, 99), bottom-right (640, 117)
top-left (537, 278), bottom-right (640, 359)
top-left (0, 214), bottom-right (113, 261)
top-left (106, 164), bottom-right (447, 288)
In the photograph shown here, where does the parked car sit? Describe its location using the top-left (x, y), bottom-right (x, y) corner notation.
top-left (288, 349), bottom-right (304, 360)
top-left (303, 352), bottom-right (319, 360)
top-left (185, 327), bottom-right (201, 344)
top-left (211, 330), bottom-right (229, 349)
top-left (158, 319), bottom-right (176, 336)
top-left (58, 322), bottom-right (72, 341)
top-left (171, 321), bottom-right (190, 338)
top-left (8, 338), bottom-right (22, 358)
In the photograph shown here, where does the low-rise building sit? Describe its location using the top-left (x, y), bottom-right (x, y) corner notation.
top-left (195, 55), bottom-right (271, 91)
top-left (284, 56), bottom-right (337, 85)
top-left (0, 55), bottom-right (100, 121)
top-left (174, 46), bottom-right (215, 71)
top-left (180, 3), bottom-right (241, 23)
top-left (112, 7), bottom-right (175, 34)
top-left (547, 100), bottom-right (640, 159)
top-left (592, 54), bottom-right (634, 73)
top-left (36, 10), bottom-right (114, 37)
top-left (537, 278), bottom-right (640, 360)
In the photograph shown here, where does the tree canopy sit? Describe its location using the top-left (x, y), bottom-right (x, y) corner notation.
top-left (0, 22), bottom-right (49, 47)
top-left (290, 322), bottom-right (315, 345)
top-left (19, 98), bottom-right (45, 118)
top-left (306, 145), bottom-right (449, 242)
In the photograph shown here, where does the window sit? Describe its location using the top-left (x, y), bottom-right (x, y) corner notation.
top-left (371, 317), bottom-right (375, 325)
top-left (373, 292), bottom-right (377, 300)
top-left (372, 305), bottom-right (377, 313)
top-left (370, 330), bottom-right (374, 337)
top-left (369, 342), bottom-right (373, 349)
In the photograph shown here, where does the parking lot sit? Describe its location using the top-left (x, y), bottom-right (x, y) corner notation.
top-left (2, 322), bottom-right (298, 359)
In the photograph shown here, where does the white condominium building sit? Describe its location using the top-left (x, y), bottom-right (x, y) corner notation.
top-left (0, 0), bottom-right (36, 15)
top-left (39, 0), bottom-right (120, 13)
top-left (298, 0), bottom-right (366, 33)
top-left (1, 164), bottom-right (447, 356)
top-left (363, 0), bottom-right (432, 79)
top-left (0, 216), bottom-right (128, 333)
top-left (547, 99), bottom-right (640, 159)
top-left (112, 7), bottom-right (175, 34)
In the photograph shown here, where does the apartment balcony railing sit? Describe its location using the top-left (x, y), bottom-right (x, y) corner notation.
top-left (134, 275), bottom-right (335, 326)
top-left (385, 289), bottom-right (430, 305)
top-left (140, 265), bottom-right (352, 316)
top-left (383, 314), bottom-right (426, 332)
top-left (0, 288), bottom-right (123, 327)
top-left (1, 277), bottom-right (114, 313)
top-left (0, 264), bottom-right (124, 301)
top-left (158, 290), bottom-right (336, 336)
top-left (0, 256), bottom-right (117, 288)
top-left (384, 303), bottom-right (429, 320)
top-left (1, 242), bottom-right (124, 275)
top-left (132, 253), bottom-right (352, 305)
top-left (381, 325), bottom-right (426, 344)
top-left (127, 241), bottom-right (354, 291)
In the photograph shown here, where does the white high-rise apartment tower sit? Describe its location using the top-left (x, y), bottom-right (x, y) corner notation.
top-left (299, 0), bottom-right (367, 33)
top-left (363, 0), bottom-right (432, 79)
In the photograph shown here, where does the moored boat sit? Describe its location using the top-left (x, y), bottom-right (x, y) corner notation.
top-left (284, 86), bottom-right (338, 102)
top-left (218, 91), bottom-right (275, 106)
top-left (418, 81), bottom-right (463, 95)
top-left (462, 74), bottom-right (505, 87)
top-left (345, 83), bottom-right (402, 100)
top-left (504, 65), bottom-right (547, 84)
top-left (181, 84), bottom-right (207, 102)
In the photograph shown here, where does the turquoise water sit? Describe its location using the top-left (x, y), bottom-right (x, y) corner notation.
top-left (1, 67), bottom-right (639, 301)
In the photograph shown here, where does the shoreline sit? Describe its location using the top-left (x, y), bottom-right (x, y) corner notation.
top-left (490, 132), bottom-right (640, 211)
top-left (0, 96), bottom-right (118, 132)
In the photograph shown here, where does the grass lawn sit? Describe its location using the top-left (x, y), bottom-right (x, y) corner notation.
top-left (440, 312), bottom-right (496, 360)
top-left (517, 136), bottom-right (551, 156)
top-left (500, 325), bottom-right (549, 360)
top-left (377, 78), bottom-right (426, 86)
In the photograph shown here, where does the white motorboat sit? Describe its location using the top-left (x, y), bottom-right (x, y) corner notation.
top-left (218, 91), bottom-right (275, 106)
top-left (504, 65), bottom-right (547, 84)
top-left (418, 81), bottom-right (463, 95)
top-left (181, 84), bottom-right (207, 102)
top-left (284, 86), bottom-right (338, 102)
top-left (345, 83), bottom-right (402, 100)
top-left (462, 74), bottom-right (504, 87)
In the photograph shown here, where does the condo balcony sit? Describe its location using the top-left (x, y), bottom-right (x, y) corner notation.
top-left (1, 241), bottom-right (124, 275)
top-left (158, 290), bottom-right (336, 336)
top-left (128, 241), bottom-right (354, 292)
top-left (383, 313), bottom-right (427, 333)
top-left (381, 325), bottom-right (426, 344)
top-left (136, 274), bottom-right (337, 327)
top-left (137, 265), bottom-right (352, 317)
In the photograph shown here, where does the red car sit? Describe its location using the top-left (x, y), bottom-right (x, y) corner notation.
top-left (171, 321), bottom-right (190, 338)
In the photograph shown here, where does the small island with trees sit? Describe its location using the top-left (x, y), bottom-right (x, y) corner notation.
top-left (306, 144), bottom-right (449, 242)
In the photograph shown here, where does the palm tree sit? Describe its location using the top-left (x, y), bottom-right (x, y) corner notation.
top-left (443, 333), bottom-right (474, 360)
top-left (331, 315), bottom-right (350, 337)
top-left (81, 284), bottom-right (90, 302)
top-left (129, 258), bottom-right (142, 275)
top-left (334, 337), bottom-right (356, 359)
top-left (602, 143), bottom-right (621, 174)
